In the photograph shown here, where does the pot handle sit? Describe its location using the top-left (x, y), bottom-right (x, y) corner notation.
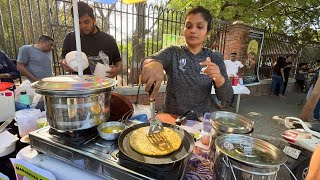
top-left (283, 163), bottom-right (297, 180)
top-left (222, 156), bottom-right (238, 180)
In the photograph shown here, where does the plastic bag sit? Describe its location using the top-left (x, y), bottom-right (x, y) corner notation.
top-left (88, 51), bottom-right (110, 75)
top-left (14, 80), bottom-right (44, 109)
top-left (14, 80), bottom-right (35, 101)
top-left (15, 108), bottom-right (42, 137)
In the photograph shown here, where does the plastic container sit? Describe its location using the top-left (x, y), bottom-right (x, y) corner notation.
top-left (239, 78), bottom-right (244, 85)
top-left (0, 90), bottom-right (15, 122)
top-left (200, 113), bottom-right (213, 150)
top-left (37, 118), bottom-right (48, 128)
top-left (15, 109), bottom-right (41, 137)
top-left (19, 91), bottom-right (30, 106)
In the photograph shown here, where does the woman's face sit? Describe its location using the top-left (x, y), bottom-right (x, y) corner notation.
top-left (183, 13), bottom-right (209, 47)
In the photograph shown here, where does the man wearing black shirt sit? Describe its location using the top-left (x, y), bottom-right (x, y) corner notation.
top-left (275, 56), bottom-right (293, 95)
top-left (271, 57), bottom-right (286, 97)
top-left (60, 2), bottom-right (122, 78)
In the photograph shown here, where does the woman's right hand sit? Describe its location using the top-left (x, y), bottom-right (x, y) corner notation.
top-left (141, 60), bottom-right (164, 100)
top-left (60, 59), bottom-right (74, 72)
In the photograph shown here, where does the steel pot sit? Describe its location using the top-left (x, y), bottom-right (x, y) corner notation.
top-left (31, 75), bottom-right (117, 131)
top-left (210, 111), bottom-right (253, 135)
top-left (214, 134), bottom-right (287, 180)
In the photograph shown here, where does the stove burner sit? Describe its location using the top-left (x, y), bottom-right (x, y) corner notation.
top-left (118, 151), bottom-right (186, 179)
top-left (49, 126), bottom-right (98, 145)
top-left (30, 127), bottom-right (188, 179)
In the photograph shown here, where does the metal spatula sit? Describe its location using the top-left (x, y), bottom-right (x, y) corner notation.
top-left (148, 85), bottom-right (164, 135)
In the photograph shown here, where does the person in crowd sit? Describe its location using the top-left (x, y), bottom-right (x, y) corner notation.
top-left (17, 35), bottom-right (54, 82)
top-left (306, 72), bottom-right (320, 120)
top-left (275, 55), bottom-right (293, 96)
top-left (282, 56), bottom-right (293, 95)
top-left (224, 52), bottom-right (244, 107)
top-left (271, 56), bottom-right (286, 97)
top-left (224, 52), bottom-right (244, 78)
top-left (0, 51), bottom-right (20, 90)
top-left (295, 63), bottom-right (309, 93)
top-left (140, 6), bottom-right (233, 119)
top-left (60, 1), bottom-right (122, 78)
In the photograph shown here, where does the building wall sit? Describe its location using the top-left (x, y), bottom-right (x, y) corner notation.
top-left (223, 22), bottom-right (253, 62)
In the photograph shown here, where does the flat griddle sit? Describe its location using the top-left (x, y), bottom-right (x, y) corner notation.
top-left (118, 123), bottom-right (194, 165)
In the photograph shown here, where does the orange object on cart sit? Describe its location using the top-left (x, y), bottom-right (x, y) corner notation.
top-left (0, 82), bottom-right (14, 91)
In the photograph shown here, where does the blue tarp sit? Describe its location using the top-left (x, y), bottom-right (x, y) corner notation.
top-left (89, 0), bottom-right (117, 4)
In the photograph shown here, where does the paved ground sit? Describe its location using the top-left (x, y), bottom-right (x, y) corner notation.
top-left (233, 92), bottom-right (307, 179)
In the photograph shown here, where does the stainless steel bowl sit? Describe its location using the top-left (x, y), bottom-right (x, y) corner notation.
top-left (98, 121), bottom-right (125, 140)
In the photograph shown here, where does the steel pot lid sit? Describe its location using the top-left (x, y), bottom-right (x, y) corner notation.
top-left (211, 111), bottom-right (253, 134)
top-left (215, 134), bottom-right (287, 168)
top-left (31, 75), bottom-right (117, 96)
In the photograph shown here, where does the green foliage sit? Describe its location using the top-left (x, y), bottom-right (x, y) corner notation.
top-left (168, 0), bottom-right (320, 43)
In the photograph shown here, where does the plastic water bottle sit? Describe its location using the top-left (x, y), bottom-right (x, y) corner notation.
top-left (19, 90), bottom-right (30, 106)
top-left (200, 113), bottom-right (213, 151)
top-left (233, 75), bottom-right (239, 86)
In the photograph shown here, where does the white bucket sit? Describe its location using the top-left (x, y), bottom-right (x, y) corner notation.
top-left (0, 90), bottom-right (15, 122)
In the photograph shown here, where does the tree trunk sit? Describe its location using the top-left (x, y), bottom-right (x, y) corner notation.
top-left (299, 77), bottom-right (320, 121)
top-left (129, 3), bottom-right (145, 85)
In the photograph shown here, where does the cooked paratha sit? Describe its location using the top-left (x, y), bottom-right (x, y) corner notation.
top-left (129, 127), bottom-right (182, 156)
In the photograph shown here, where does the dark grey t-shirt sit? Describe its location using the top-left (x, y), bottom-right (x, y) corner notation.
top-left (146, 46), bottom-right (233, 117)
top-left (17, 45), bottom-right (53, 80)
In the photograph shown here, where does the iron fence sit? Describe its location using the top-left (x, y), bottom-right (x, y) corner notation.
top-left (0, 0), bottom-right (229, 86)
top-left (1, 0), bottom-right (318, 84)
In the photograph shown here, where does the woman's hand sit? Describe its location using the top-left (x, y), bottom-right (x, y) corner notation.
top-left (141, 60), bottom-right (164, 99)
top-left (200, 57), bottom-right (225, 87)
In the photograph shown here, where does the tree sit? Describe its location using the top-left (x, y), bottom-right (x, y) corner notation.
top-left (167, 0), bottom-right (320, 43)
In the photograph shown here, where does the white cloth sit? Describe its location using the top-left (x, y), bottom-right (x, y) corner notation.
top-left (17, 146), bottom-right (104, 180)
top-left (224, 60), bottom-right (244, 76)
top-left (211, 85), bottom-right (250, 95)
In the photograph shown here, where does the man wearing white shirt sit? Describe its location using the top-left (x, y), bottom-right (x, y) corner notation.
top-left (224, 52), bottom-right (244, 77)
top-left (224, 52), bottom-right (244, 107)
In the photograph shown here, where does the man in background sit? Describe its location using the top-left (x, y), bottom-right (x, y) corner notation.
top-left (275, 55), bottom-right (293, 96)
top-left (224, 52), bottom-right (244, 79)
top-left (60, 1), bottom-right (122, 78)
top-left (224, 52), bottom-right (244, 107)
top-left (17, 35), bottom-right (54, 82)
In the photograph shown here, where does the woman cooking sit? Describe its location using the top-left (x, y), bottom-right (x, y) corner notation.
top-left (141, 6), bottom-right (233, 120)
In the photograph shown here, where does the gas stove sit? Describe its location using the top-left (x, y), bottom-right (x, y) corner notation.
top-left (29, 127), bottom-right (188, 180)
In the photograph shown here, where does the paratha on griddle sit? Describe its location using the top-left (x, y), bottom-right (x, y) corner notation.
top-left (129, 127), bottom-right (182, 156)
